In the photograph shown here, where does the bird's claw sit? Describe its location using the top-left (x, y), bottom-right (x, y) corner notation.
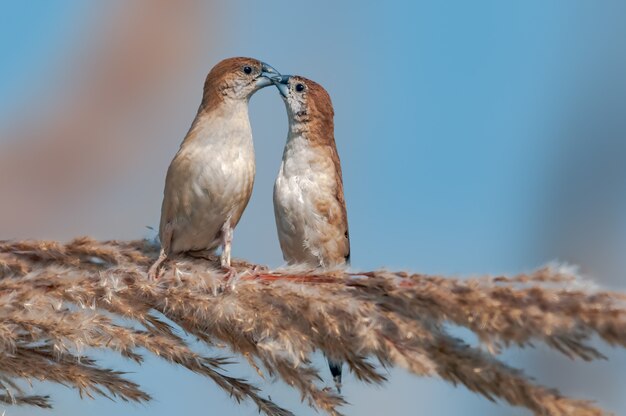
top-left (221, 265), bottom-right (237, 281)
top-left (148, 256), bottom-right (167, 280)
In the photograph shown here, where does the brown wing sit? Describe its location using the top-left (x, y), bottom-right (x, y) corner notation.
top-left (327, 143), bottom-right (350, 265)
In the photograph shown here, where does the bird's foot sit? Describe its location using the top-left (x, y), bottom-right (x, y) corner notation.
top-left (220, 265), bottom-right (237, 281)
top-left (148, 250), bottom-right (168, 280)
top-left (148, 263), bottom-right (162, 280)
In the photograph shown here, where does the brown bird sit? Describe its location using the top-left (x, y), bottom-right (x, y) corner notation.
top-left (149, 57), bottom-right (281, 279)
top-left (273, 75), bottom-right (350, 390)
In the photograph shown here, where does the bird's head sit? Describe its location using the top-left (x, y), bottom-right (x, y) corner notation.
top-left (274, 75), bottom-right (334, 129)
top-left (202, 57), bottom-right (280, 108)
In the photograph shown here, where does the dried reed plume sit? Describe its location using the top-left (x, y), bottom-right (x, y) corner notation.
top-left (1, 237), bottom-right (625, 415)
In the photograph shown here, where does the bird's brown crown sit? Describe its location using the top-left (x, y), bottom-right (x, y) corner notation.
top-left (201, 57), bottom-right (262, 109)
top-left (288, 76), bottom-right (335, 146)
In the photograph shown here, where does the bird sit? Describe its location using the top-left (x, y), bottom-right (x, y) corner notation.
top-left (272, 75), bottom-right (350, 391)
top-left (148, 57), bottom-right (281, 279)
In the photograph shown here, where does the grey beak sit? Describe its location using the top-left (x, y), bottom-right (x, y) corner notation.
top-left (260, 62), bottom-right (282, 82)
top-left (275, 75), bottom-right (291, 98)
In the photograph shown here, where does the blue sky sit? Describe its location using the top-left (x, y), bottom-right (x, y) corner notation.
top-left (1, 1), bottom-right (625, 415)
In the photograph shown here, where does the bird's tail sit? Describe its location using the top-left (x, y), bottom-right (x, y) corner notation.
top-left (327, 357), bottom-right (343, 393)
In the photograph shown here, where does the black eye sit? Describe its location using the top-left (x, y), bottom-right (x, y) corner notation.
top-left (295, 83), bottom-right (305, 92)
top-left (243, 66), bottom-right (252, 74)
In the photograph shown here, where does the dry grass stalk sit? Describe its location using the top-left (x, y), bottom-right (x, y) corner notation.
top-left (0, 238), bottom-right (625, 415)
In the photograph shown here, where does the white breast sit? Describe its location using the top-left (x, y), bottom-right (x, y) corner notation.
top-left (163, 102), bottom-right (256, 253)
top-left (273, 134), bottom-right (342, 267)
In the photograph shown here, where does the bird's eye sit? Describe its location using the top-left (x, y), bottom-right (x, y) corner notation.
top-left (295, 83), bottom-right (305, 92)
top-left (243, 66), bottom-right (252, 74)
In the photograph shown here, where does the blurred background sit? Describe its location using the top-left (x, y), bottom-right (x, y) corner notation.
top-left (1, 0), bottom-right (626, 415)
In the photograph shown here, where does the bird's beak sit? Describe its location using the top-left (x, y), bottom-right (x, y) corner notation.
top-left (256, 62), bottom-right (282, 88)
top-left (275, 75), bottom-right (291, 98)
